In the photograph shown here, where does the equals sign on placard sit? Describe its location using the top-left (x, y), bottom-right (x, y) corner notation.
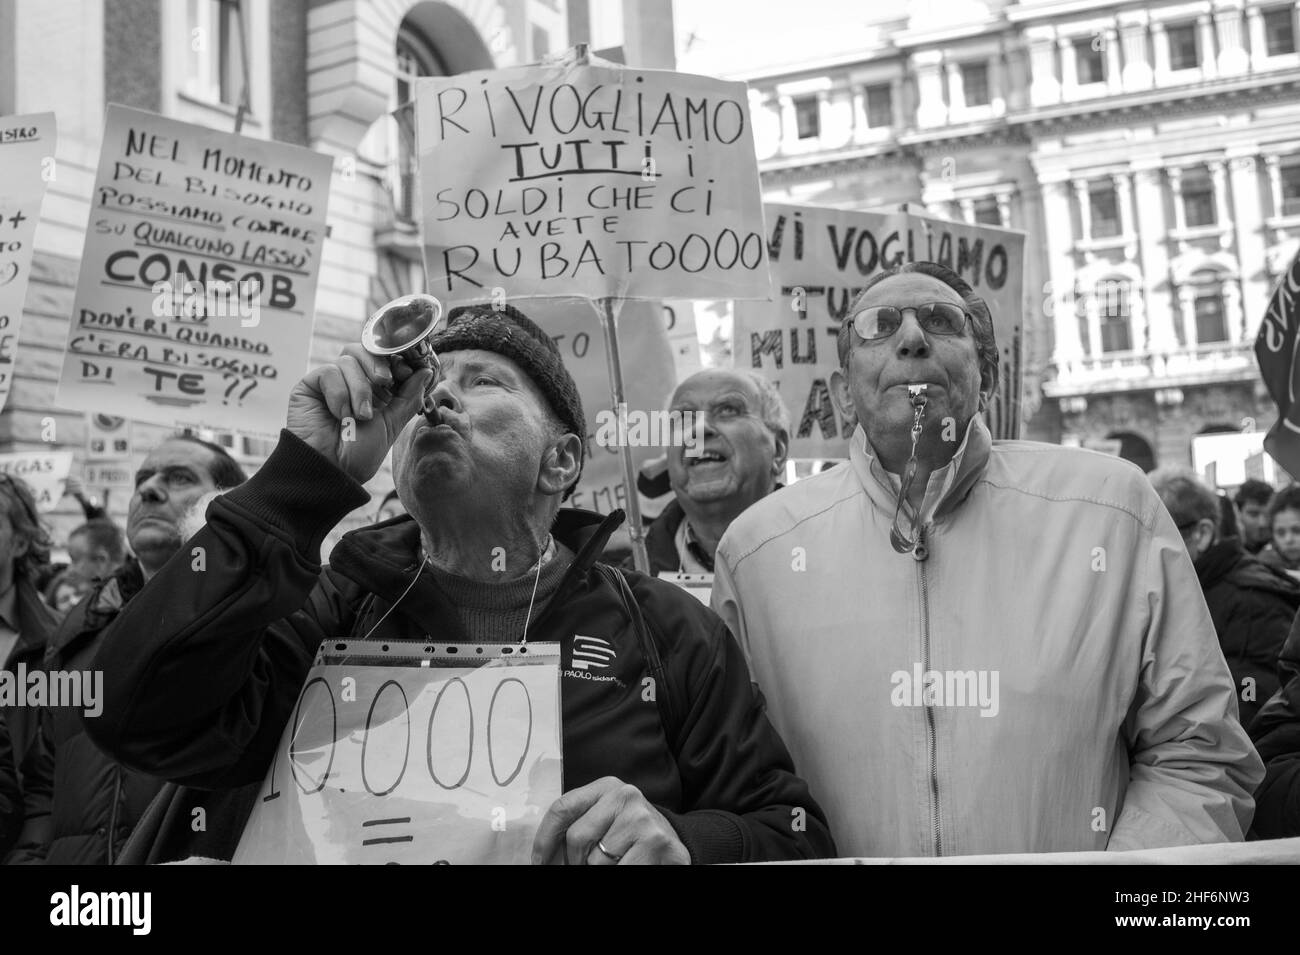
top-left (361, 817), bottom-right (413, 846)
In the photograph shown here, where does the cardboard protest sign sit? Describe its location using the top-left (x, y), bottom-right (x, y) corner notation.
top-left (519, 297), bottom-right (677, 515)
top-left (416, 48), bottom-right (772, 305)
top-left (0, 112), bottom-right (56, 414)
top-left (0, 451), bottom-right (74, 512)
top-left (56, 105), bottom-right (333, 435)
top-left (234, 643), bottom-right (562, 865)
top-left (85, 413), bottom-right (134, 461)
top-left (1256, 246), bottom-right (1300, 480)
top-left (735, 204), bottom-right (1025, 457)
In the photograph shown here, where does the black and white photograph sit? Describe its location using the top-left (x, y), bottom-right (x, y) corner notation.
top-left (0, 0), bottom-right (1296, 935)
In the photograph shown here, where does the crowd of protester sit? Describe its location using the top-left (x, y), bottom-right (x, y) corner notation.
top-left (1, 264), bottom-right (1299, 863)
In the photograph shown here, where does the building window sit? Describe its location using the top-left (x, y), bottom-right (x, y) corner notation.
top-left (795, 97), bottom-right (820, 139)
top-left (961, 62), bottom-right (990, 106)
top-left (1090, 185), bottom-right (1121, 238)
top-left (1182, 174), bottom-right (1216, 227)
top-left (1195, 291), bottom-right (1228, 344)
top-left (1074, 37), bottom-right (1105, 84)
top-left (1282, 163), bottom-right (1300, 216)
top-left (1168, 22), bottom-right (1199, 70)
top-left (1098, 279), bottom-right (1132, 353)
top-left (392, 27), bottom-right (446, 222)
top-left (532, 25), bottom-right (550, 59)
top-left (1264, 7), bottom-right (1297, 56)
top-left (864, 84), bottom-right (893, 128)
top-left (974, 197), bottom-right (1001, 225)
top-left (184, 0), bottom-right (245, 106)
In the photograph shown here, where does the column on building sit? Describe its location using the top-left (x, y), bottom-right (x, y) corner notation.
top-left (1151, 20), bottom-right (1170, 79)
top-left (1247, 6), bottom-right (1267, 71)
top-left (1266, 154), bottom-right (1285, 218)
top-left (945, 60), bottom-right (964, 114)
top-left (1119, 11), bottom-right (1153, 90)
top-left (1214, 4), bottom-right (1247, 75)
top-left (1132, 165), bottom-right (1178, 352)
top-left (1072, 178), bottom-right (1093, 244)
top-left (996, 191), bottom-right (1012, 227)
top-left (912, 49), bottom-right (948, 127)
top-left (1024, 26), bottom-right (1061, 106)
top-left (1058, 36), bottom-right (1077, 98)
top-left (1168, 166), bottom-right (1187, 231)
top-left (778, 95), bottom-right (796, 152)
top-left (1208, 159), bottom-right (1232, 249)
top-left (1042, 179), bottom-right (1085, 365)
top-left (1103, 27), bottom-right (1123, 93)
top-left (1229, 154), bottom-right (1270, 340)
top-left (959, 197), bottom-right (976, 224)
top-left (1112, 172), bottom-right (1143, 346)
top-left (1197, 14), bottom-right (1218, 79)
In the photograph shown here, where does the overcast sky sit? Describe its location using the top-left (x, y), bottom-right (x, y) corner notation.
top-left (671, 1), bottom-right (988, 77)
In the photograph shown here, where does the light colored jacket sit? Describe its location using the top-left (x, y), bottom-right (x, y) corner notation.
top-left (712, 417), bottom-right (1264, 858)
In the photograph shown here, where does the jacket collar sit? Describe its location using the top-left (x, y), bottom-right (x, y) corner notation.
top-left (4, 576), bottom-right (59, 667)
top-left (329, 506), bottom-right (627, 639)
top-left (49, 558), bottom-right (146, 655)
top-left (849, 414), bottom-right (992, 525)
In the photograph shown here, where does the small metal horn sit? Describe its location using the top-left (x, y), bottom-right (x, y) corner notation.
top-left (361, 293), bottom-right (445, 417)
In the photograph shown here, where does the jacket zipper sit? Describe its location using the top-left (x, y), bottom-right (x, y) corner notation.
top-left (916, 526), bottom-right (942, 857)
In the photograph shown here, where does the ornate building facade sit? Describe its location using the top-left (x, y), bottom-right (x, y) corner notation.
top-left (742, 0), bottom-right (1300, 480)
top-left (0, 0), bottom-right (672, 543)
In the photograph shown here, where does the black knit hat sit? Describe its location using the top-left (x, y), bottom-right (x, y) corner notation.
top-left (431, 303), bottom-right (586, 500)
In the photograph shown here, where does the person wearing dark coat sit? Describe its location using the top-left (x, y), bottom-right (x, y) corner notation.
top-left (86, 306), bottom-right (834, 865)
top-left (1248, 612), bottom-right (1300, 838)
top-left (7, 436), bottom-right (247, 864)
top-left (0, 475), bottom-right (59, 805)
top-left (1151, 468), bottom-right (1300, 726)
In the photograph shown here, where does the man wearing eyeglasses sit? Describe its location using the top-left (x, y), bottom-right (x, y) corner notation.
top-left (712, 261), bottom-right (1263, 858)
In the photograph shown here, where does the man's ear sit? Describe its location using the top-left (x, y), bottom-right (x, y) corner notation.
top-left (771, 428), bottom-right (790, 477)
top-left (539, 432), bottom-right (583, 497)
top-left (830, 369), bottom-right (857, 429)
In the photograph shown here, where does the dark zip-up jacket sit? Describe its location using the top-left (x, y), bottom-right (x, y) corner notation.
top-left (86, 431), bottom-right (834, 864)
top-left (8, 559), bottom-right (167, 864)
top-left (1195, 537), bottom-right (1300, 727)
top-left (1248, 610), bottom-right (1300, 838)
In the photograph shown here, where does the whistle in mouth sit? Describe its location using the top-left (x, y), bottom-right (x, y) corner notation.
top-left (906, 383), bottom-right (929, 405)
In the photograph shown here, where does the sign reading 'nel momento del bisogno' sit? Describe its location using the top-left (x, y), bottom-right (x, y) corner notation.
top-left (56, 105), bottom-right (332, 435)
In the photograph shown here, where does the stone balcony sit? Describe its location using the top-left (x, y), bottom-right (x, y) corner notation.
top-left (1044, 340), bottom-right (1259, 398)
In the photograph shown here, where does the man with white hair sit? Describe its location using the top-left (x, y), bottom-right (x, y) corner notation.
top-left (641, 369), bottom-right (790, 575)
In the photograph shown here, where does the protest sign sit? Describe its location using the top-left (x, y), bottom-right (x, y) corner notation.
top-left (519, 298), bottom-right (677, 515)
top-left (56, 105), bottom-right (333, 435)
top-left (83, 462), bottom-right (135, 490)
top-left (1256, 246), bottom-right (1300, 480)
top-left (0, 112), bottom-right (56, 414)
top-left (85, 412), bottom-right (134, 461)
top-left (735, 204), bottom-right (1025, 458)
top-left (416, 48), bottom-right (773, 304)
top-left (234, 642), bottom-right (562, 865)
top-left (0, 451), bottom-right (74, 511)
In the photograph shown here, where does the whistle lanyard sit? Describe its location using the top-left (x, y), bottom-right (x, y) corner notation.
top-left (889, 388), bottom-right (928, 555)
